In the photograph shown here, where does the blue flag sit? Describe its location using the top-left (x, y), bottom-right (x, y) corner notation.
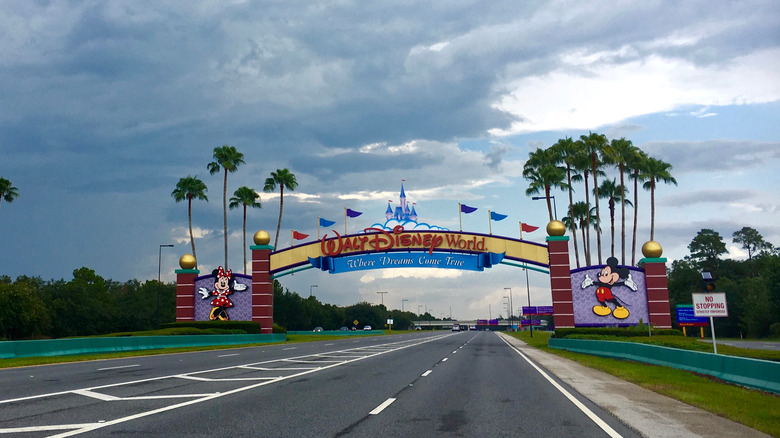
top-left (460, 204), bottom-right (478, 214)
top-left (319, 217), bottom-right (336, 227)
top-left (490, 211), bottom-right (508, 221)
top-left (346, 208), bottom-right (363, 218)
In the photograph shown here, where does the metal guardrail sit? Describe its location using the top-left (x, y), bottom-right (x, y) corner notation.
top-left (549, 338), bottom-right (780, 394)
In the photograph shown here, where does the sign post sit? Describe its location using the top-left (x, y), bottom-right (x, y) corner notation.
top-left (692, 292), bottom-right (728, 354)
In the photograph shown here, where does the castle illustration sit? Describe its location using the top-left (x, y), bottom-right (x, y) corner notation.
top-left (385, 182), bottom-right (418, 221)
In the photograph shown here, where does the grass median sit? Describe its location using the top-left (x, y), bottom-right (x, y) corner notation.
top-left (506, 330), bottom-right (780, 437)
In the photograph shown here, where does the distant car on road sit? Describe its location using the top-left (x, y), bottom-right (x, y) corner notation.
top-left (363, 325), bottom-right (372, 331)
top-left (339, 327), bottom-right (348, 331)
top-left (313, 327), bottom-right (323, 332)
top-left (414, 325), bottom-right (422, 330)
top-left (451, 324), bottom-right (460, 332)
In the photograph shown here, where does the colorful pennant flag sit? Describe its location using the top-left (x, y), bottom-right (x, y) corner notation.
top-left (292, 230), bottom-right (309, 240)
top-left (319, 217), bottom-right (336, 227)
top-left (460, 204), bottom-right (478, 214)
top-left (521, 223), bottom-right (539, 232)
top-left (490, 211), bottom-right (508, 221)
top-left (345, 208), bottom-right (363, 218)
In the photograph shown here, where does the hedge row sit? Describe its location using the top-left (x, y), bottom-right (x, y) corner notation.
top-left (160, 321), bottom-right (263, 334)
top-left (552, 327), bottom-right (683, 338)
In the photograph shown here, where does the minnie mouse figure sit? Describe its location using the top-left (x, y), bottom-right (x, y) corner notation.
top-left (198, 266), bottom-right (247, 321)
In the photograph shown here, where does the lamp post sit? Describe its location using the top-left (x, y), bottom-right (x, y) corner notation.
top-left (524, 265), bottom-right (533, 337)
top-left (310, 284), bottom-right (318, 297)
top-left (532, 195), bottom-right (558, 220)
top-left (377, 291), bottom-right (387, 306)
top-left (504, 287), bottom-right (513, 330)
top-left (402, 298), bottom-right (409, 312)
top-left (158, 244), bottom-right (174, 282)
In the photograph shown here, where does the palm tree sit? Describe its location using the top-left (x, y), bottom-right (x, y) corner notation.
top-left (171, 176), bottom-right (208, 268)
top-left (596, 178), bottom-right (632, 259)
top-left (208, 145), bottom-right (245, 269)
top-left (579, 132), bottom-right (608, 265)
top-left (640, 157), bottom-right (677, 241)
top-left (229, 186), bottom-right (262, 274)
top-left (522, 148), bottom-right (567, 221)
top-left (626, 149), bottom-right (648, 264)
top-left (563, 201), bottom-right (598, 262)
top-left (264, 168), bottom-right (298, 249)
top-left (550, 137), bottom-right (583, 268)
top-left (571, 146), bottom-right (603, 266)
top-left (0, 178), bottom-right (19, 211)
top-left (602, 138), bottom-right (638, 263)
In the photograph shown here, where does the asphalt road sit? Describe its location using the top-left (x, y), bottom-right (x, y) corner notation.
top-left (0, 331), bottom-right (641, 437)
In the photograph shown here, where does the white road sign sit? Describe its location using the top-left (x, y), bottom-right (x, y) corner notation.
top-left (692, 292), bottom-right (728, 317)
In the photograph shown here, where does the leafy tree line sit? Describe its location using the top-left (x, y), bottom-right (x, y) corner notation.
top-left (668, 227), bottom-right (780, 338)
top-left (0, 268), bottom-right (175, 340)
top-left (523, 132), bottom-right (676, 268)
top-left (0, 267), bottom-right (445, 340)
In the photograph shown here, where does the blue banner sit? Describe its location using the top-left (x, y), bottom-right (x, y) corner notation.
top-left (309, 252), bottom-right (505, 274)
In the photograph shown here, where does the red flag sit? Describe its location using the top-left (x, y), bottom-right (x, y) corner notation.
top-left (521, 223), bottom-right (539, 233)
top-left (292, 230), bottom-right (309, 240)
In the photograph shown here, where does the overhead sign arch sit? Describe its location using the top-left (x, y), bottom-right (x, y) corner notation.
top-left (269, 226), bottom-right (550, 278)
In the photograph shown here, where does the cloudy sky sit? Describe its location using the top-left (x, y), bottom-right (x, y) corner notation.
top-left (2, 1), bottom-right (778, 321)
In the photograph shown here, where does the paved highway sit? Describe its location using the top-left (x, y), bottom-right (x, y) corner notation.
top-left (0, 331), bottom-right (641, 437)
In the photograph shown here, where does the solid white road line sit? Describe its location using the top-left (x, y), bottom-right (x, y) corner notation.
top-left (97, 364), bottom-right (139, 371)
top-left (498, 334), bottom-right (623, 438)
top-left (369, 398), bottom-right (396, 415)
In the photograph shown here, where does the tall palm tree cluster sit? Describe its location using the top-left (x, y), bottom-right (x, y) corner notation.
top-left (522, 132), bottom-right (677, 268)
top-left (172, 145), bottom-right (297, 274)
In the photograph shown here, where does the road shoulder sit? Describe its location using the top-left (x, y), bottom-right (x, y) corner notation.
top-left (496, 332), bottom-right (771, 438)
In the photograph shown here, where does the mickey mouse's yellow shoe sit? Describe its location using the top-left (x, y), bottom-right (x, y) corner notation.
top-left (593, 305), bottom-right (612, 316)
top-left (613, 306), bottom-right (629, 319)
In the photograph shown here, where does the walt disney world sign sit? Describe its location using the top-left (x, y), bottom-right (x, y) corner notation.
top-left (269, 225), bottom-right (550, 276)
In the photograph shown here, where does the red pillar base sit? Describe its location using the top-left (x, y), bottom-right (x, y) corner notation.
top-left (547, 236), bottom-right (575, 328)
top-left (641, 258), bottom-right (672, 329)
top-left (175, 269), bottom-right (199, 321)
top-left (251, 245), bottom-right (274, 334)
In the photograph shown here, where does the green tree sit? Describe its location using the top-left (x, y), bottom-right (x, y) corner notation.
top-left (602, 138), bottom-right (638, 263)
top-left (688, 229), bottom-right (727, 272)
top-left (551, 137), bottom-right (583, 268)
top-left (171, 176), bottom-right (208, 268)
top-left (0, 177), bottom-right (19, 211)
top-left (732, 227), bottom-right (773, 261)
top-left (208, 145), bottom-right (245, 269)
top-left (264, 168), bottom-right (298, 250)
top-left (640, 156), bottom-right (677, 241)
top-left (596, 178), bottom-right (632, 260)
top-left (522, 147), bottom-right (567, 221)
top-left (579, 132), bottom-right (609, 264)
top-left (229, 186), bottom-right (262, 274)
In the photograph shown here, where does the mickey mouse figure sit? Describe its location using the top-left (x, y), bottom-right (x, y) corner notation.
top-left (198, 266), bottom-right (247, 321)
top-left (586, 256), bottom-right (632, 319)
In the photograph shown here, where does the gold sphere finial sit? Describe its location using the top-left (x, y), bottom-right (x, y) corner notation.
top-left (546, 220), bottom-right (566, 236)
top-left (253, 230), bottom-right (271, 245)
top-left (642, 241), bottom-right (663, 258)
top-left (179, 254), bottom-right (197, 269)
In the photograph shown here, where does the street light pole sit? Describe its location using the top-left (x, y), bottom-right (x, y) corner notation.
top-left (402, 298), bottom-right (409, 312)
top-left (504, 287), bottom-right (513, 330)
top-left (525, 265), bottom-right (533, 338)
top-left (158, 244), bottom-right (174, 282)
top-left (310, 284), bottom-right (318, 297)
top-left (532, 196), bottom-right (558, 220)
top-left (377, 291), bottom-right (387, 306)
